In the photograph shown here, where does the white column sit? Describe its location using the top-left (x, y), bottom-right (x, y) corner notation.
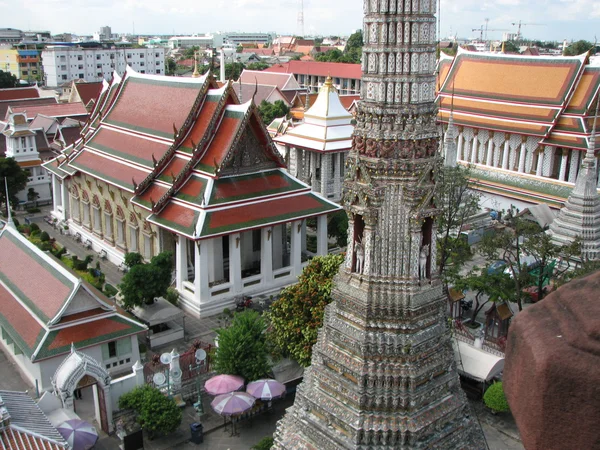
top-left (457, 132), bottom-right (464, 161)
top-left (502, 141), bottom-right (510, 170)
top-left (333, 153), bottom-right (341, 200)
top-left (559, 151), bottom-right (569, 181)
top-left (230, 233), bottom-right (242, 294)
top-left (208, 237), bottom-right (224, 282)
top-left (470, 135), bottom-right (478, 164)
top-left (536, 150), bottom-right (544, 177)
top-left (518, 143), bottom-right (526, 173)
top-left (261, 227), bottom-right (273, 286)
top-left (51, 174), bottom-right (59, 212)
top-left (291, 220), bottom-right (303, 277)
top-left (176, 235), bottom-right (187, 291)
top-left (317, 215), bottom-right (328, 256)
top-left (194, 241), bottom-right (210, 303)
top-left (568, 150), bottom-right (580, 183)
top-left (486, 139), bottom-right (494, 166)
top-left (320, 153), bottom-right (328, 197)
top-left (60, 181), bottom-right (68, 219)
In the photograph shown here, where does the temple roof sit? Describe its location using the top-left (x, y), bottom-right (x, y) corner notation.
top-left (437, 49), bottom-right (598, 151)
top-left (274, 77), bottom-right (354, 152)
top-left (45, 67), bottom-right (340, 240)
top-left (0, 225), bottom-right (146, 362)
top-left (0, 86), bottom-right (40, 101)
top-left (6, 102), bottom-right (88, 121)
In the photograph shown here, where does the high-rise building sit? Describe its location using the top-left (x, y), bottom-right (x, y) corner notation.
top-left (273, 0), bottom-right (486, 448)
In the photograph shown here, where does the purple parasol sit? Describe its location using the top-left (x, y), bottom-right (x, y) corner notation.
top-left (211, 391), bottom-right (256, 416)
top-left (246, 379), bottom-right (286, 400)
top-left (204, 374), bottom-right (244, 395)
top-left (57, 419), bottom-right (98, 450)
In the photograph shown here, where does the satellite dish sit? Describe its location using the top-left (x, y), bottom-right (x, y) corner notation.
top-left (153, 372), bottom-right (166, 386)
top-left (171, 368), bottom-right (182, 380)
top-left (160, 353), bottom-right (173, 365)
top-left (195, 349), bottom-right (207, 364)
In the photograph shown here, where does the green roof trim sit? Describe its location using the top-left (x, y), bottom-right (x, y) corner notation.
top-left (87, 139), bottom-right (154, 168)
top-left (149, 208), bottom-right (199, 236)
top-left (69, 154), bottom-right (138, 191)
top-left (174, 177), bottom-right (208, 204)
top-left (34, 316), bottom-right (146, 361)
top-left (0, 232), bottom-right (74, 322)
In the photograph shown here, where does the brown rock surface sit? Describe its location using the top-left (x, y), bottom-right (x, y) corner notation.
top-left (504, 271), bottom-right (600, 450)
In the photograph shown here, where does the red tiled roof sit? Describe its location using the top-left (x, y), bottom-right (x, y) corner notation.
top-left (339, 95), bottom-right (360, 110)
top-left (69, 149), bottom-right (149, 191)
top-left (239, 70), bottom-right (296, 90)
top-left (133, 182), bottom-right (169, 208)
top-left (180, 97), bottom-right (220, 152)
top-left (197, 112), bottom-right (243, 171)
top-left (0, 231), bottom-right (74, 322)
top-left (264, 60), bottom-right (362, 79)
top-left (74, 81), bottom-right (103, 105)
top-left (0, 282), bottom-right (45, 356)
top-left (8, 102), bottom-right (88, 120)
top-left (0, 97), bottom-right (56, 120)
top-left (0, 427), bottom-right (65, 450)
top-left (47, 317), bottom-right (131, 351)
top-left (0, 86), bottom-right (40, 101)
top-left (242, 48), bottom-right (274, 56)
top-left (88, 127), bottom-right (171, 168)
top-left (159, 155), bottom-right (189, 181)
top-left (176, 176), bottom-right (208, 205)
top-left (105, 76), bottom-right (204, 139)
top-left (210, 171), bottom-right (303, 204)
top-left (150, 201), bottom-right (199, 236)
top-left (58, 126), bottom-right (81, 146)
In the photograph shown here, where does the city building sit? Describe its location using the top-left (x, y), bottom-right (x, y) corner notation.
top-left (272, 77), bottom-right (353, 202)
top-left (16, 48), bottom-right (42, 83)
top-left (63, 79), bottom-right (103, 111)
top-left (44, 68), bottom-right (340, 318)
top-left (224, 32), bottom-right (275, 47)
top-left (42, 45), bottom-right (165, 86)
top-left (96, 26), bottom-right (112, 41)
top-left (0, 28), bottom-right (24, 44)
top-left (168, 33), bottom-right (224, 50)
top-left (0, 219), bottom-right (146, 393)
top-left (0, 46), bottom-right (19, 78)
top-left (274, 0), bottom-right (485, 447)
top-left (438, 49), bottom-right (600, 212)
top-left (264, 60), bottom-right (362, 95)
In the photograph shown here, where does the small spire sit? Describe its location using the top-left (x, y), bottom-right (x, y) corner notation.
top-left (4, 177), bottom-right (14, 228)
top-left (192, 51), bottom-right (200, 78)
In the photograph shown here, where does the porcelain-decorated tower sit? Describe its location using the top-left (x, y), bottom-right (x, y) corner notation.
top-left (273, 0), bottom-right (486, 448)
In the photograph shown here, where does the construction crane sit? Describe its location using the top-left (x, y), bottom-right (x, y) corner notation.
top-left (472, 24), bottom-right (508, 42)
top-left (511, 21), bottom-right (545, 41)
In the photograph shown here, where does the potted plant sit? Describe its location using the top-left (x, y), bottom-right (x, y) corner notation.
top-left (483, 381), bottom-right (510, 414)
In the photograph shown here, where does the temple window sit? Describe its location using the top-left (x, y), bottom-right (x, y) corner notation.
top-left (116, 219), bottom-right (125, 247)
top-left (104, 212), bottom-right (113, 240)
top-left (143, 233), bottom-right (153, 260)
top-left (93, 206), bottom-right (102, 234)
top-left (102, 338), bottom-right (132, 370)
top-left (352, 214), bottom-right (365, 274)
top-left (129, 225), bottom-right (139, 253)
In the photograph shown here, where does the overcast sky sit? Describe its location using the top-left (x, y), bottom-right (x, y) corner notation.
top-left (2, 0), bottom-right (598, 42)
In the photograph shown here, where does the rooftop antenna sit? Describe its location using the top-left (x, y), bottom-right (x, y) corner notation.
top-left (297, 0), bottom-right (305, 38)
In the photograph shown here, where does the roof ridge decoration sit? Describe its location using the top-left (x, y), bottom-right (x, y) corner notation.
top-left (151, 80), bottom-right (234, 214)
top-left (135, 74), bottom-right (214, 196)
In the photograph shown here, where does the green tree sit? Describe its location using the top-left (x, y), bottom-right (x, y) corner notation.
top-left (118, 385), bottom-right (182, 437)
top-left (183, 45), bottom-right (200, 59)
top-left (246, 62), bottom-right (270, 71)
top-left (344, 30), bottom-right (363, 63)
top-left (27, 187), bottom-right (39, 207)
top-left (435, 165), bottom-right (480, 282)
top-left (0, 157), bottom-right (28, 216)
top-left (165, 57), bottom-right (177, 75)
top-left (503, 41), bottom-right (520, 53)
top-left (236, 45), bottom-right (243, 53)
top-left (118, 251), bottom-right (173, 309)
top-left (315, 49), bottom-right (348, 63)
top-left (0, 70), bottom-right (18, 89)
top-left (225, 62), bottom-right (245, 80)
top-left (564, 40), bottom-right (595, 56)
top-left (124, 251), bottom-right (144, 268)
top-left (213, 309), bottom-right (271, 381)
top-left (257, 100), bottom-right (290, 125)
top-left (266, 253), bottom-right (344, 366)
top-left (327, 210), bottom-right (348, 247)
top-left (483, 382), bottom-right (510, 413)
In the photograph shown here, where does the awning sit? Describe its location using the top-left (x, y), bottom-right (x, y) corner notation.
top-left (453, 339), bottom-right (505, 382)
top-left (133, 297), bottom-right (184, 327)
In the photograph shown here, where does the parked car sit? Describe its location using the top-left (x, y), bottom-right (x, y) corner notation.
top-left (487, 260), bottom-right (507, 275)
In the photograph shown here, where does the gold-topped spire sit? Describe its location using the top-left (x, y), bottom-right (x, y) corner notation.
top-left (192, 51), bottom-right (200, 78)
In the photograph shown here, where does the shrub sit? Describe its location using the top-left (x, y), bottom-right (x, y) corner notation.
top-left (104, 283), bottom-right (118, 298)
top-left (40, 231), bottom-right (50, 242)
top-left (29, 223), bottom-right (40, 232)
top-left (483, 382), bottom-right (510, 413)
top-left (124, 252), bottom-right (144, 268)
top-left (252, 436), bottom-right (275, 450)
top-left (51, 246), bottom-right (67, 259)
top-left (72, 255), bottom-right (93, 271)
top-left (165, 287), bottom-right (179, 306)
top-left (118, 385), bottom-right (182, 437)
top-left (26, 207), bottom-right (41, 213)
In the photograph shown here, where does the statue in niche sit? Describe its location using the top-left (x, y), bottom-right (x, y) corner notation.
top-left (419, 244), bottom-right (429, 282)
top-left (355, 237), bottom-right (365, 275)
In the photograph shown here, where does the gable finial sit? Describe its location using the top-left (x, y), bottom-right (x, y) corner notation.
top-left (4, 177), bottom-right (14, 228)
top-left (252, 77), bottom-right (258, 104)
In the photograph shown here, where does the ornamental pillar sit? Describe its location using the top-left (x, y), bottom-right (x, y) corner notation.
top-left (536, 150), bottom-right (544, 177)
top-left (61, 180), bottom-right (69, 219)
top-left (518, 142), bottom-right (527, 173)
top-left (470, 134), bottom-right (478, 164)
top-left (486, 139), bottom-right (494, 166)
top-left (559, 150), bottom-right (569, 181)
top-left (543, 146), bottom-right (555, 177)
top-left (502, 140), bottom-right (510, 170)
top-left (51, 174), bottom-right (59, 213)
top-left (291, 220), bottom-right (303, 277)
top-left (230, 233), bottom-right (242, 294)
top-left (176, 235), bottom-right (187, 291)
top-left (194, 241), bottom-right (210, 303)
top-left (261, 227), bottom-right (273, 286)
top-left (317, 215), bottom-right (328, 256)
top-left (568, 149), bottom-right (580, 183)
top-left (320, 153), bottom-right (330, 198)
top-left (333, 153), bottom-right (341, 200)
top-left (456, 131), bottom-right (464, 161)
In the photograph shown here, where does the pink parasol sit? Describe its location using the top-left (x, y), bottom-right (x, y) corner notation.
top-left (246, 379), bottom-right (286, 400)
top-left (204, 374), bottom-right (244, 396)
top-left (211, 391), bottom-right (256, 416)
